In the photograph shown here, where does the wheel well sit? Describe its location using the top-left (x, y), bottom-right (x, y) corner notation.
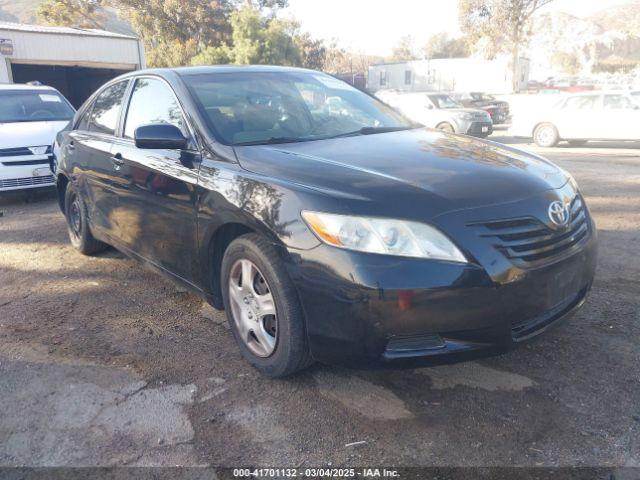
top-left (56, 174), bottom-right (69, 213)
top-left (436, 122), bottom-right (453, 130)
top-left (208, 223), bottom-right (255, 308)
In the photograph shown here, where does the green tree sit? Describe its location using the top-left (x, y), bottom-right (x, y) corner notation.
top-left (191, 5), bottom-right (303, 67)
top-left (389, 35), bottom-right (420, 62)
top-left (118, 0), bottom-right (234, 67)
top-left (423, 32), bottom-right (470, 59)
top-left (37, 0), bottom-right (107, 29)
top-left (459, 0), bottom-right (554, 91)
top-left (295, 33), bottom-right (326, 70)
top-left (551, 51), bottom-right (581, 75)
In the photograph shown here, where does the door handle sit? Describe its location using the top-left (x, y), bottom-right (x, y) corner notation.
top-left (111, 152), bottom-right (124, 170)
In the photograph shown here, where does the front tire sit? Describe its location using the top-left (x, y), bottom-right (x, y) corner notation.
top-left (533, 123), bottom-right (559, 147)
top-left (64, 183), bottom-right (107, 255)
top-left (221, 234), bottom-right (312, 377)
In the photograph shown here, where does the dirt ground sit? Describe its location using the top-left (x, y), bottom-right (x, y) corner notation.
top-left (0, 140), bottom-right (639, 468)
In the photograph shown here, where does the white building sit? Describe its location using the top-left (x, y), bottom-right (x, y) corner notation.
top-left (0, 22), bottom-right (145, 107)
top-left (368, 57), bottom-right (530, 94)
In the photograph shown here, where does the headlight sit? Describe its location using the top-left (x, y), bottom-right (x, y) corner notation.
top-left (301, 211), bottom-right (467, 263)
top-left (461, 113), bottom-right (474, 120)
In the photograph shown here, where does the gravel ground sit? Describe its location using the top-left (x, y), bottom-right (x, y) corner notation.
top-left (0, 140), bottom-right (638, 468)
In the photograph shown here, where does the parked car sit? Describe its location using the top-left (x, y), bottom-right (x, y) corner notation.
top-left (375, 90), bottom-right (493, 137)
top-left (511, 91), bottom-right (640, 147)
top-left (0, 84), bottom-right (74, 192)
top-left (55, 66), bottom-right (597, 377)
top-left (450, 92), bottom-right (510, 124)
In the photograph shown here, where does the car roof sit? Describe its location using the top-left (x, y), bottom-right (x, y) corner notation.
top-left (565, 90), bottom-right (632, 96)
top-left (120, 64), bottom-right (320, 79)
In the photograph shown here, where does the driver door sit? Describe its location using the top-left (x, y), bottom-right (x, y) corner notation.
top-left (110, 77), bottom-right (201, 283)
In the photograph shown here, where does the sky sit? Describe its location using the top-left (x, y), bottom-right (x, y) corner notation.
top-left (282, 0), bottom-right (632, 57)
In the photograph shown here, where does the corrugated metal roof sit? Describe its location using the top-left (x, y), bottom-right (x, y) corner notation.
top-left (0, 22), bottom-right (138, 41)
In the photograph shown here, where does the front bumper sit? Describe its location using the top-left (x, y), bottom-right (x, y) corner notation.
top-left (285, 205), bottom-right (597, 369)
top-left (0, 150), bottom-right (54, 191)
top-left (0, 165), bottom-right (54, 191)
top-left (466, 121), bottom-right (493, 137)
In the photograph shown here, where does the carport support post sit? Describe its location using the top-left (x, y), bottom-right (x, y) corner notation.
top-left (0, 57), bottom-right (11, 83)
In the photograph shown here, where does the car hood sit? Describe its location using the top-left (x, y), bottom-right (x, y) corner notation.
top-left (0, 120), bottom-right (70, 149)
top-left (234, 128), bottom-right (568, 219)
top-left (446, 107), bottom-right (486, 114)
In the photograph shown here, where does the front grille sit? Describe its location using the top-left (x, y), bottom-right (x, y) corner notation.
top-left (2, 159), bottom-right (51, 167)
top-left (0, 147), bottom-right (33, 157)
top-left (0, 175), bottom-right (55, 189)
top-left (467, 122), bottom-right (493, 135)
top-left (0, 146), bottom-right (52, 157)
top-left (471, 196), bottom-right (589, 266)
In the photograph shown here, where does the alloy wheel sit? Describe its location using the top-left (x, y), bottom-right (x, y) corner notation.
top-left (69, 194), bottom-right (82, 237)
top-left (228, 258), bottom-right (278, 357)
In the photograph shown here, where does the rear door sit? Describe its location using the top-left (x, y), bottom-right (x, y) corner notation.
top-left (600, 94), bottom-right (639, 140)
top-left (68, 80), bottom-right (130, 239)
top-left (110, 76), bottom-right (200, 282)
top-left (554, 94), bottom-right (600, 139)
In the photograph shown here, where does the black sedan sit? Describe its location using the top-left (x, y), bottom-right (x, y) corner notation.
top-left (452, 92), bottom-right (511, 124)
top-left (54, 66), bottom-right (597, 377)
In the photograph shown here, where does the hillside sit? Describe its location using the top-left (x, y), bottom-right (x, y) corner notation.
top-left (0, 0), bottom-right (135, 35)
top-left (590, 0), bottom-right (640, 35)
top-left (0, 0), bottom-right (41, 23)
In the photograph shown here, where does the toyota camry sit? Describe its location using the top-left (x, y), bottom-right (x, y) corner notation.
top-left (54, 66), bottom-right (597, 377)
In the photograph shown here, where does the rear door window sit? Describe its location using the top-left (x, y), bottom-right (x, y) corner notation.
top-left (563, 95), bottom-right (598, 110)
top-left (603, 95), bottom-right (635, 110)
top-left (88, 81), bottom-right (129, 135)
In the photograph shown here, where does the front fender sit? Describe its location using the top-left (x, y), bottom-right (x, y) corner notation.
top-left (195, 156), bottom-right (326, 294)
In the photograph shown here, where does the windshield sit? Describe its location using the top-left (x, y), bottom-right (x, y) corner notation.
top-left (0, 90), bottom-right (74, 123)
top-left (183, 71), bottom-right (416, 145)
top-left (471, 92), bottom-right (495, 101)
top-left (428, 94), bottom-right (462, 109)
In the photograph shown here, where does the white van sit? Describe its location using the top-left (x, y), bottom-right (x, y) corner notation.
top-left (0, 84), bottom-right (74, 191)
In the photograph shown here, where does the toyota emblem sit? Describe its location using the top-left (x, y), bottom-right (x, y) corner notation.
top-left (548, 201), bottom-right (569, 227)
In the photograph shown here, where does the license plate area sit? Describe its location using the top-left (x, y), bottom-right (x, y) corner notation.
top-left (481, 126), bottom-right (489, 133)
top-left (546, 263), bottom-right (582, 309)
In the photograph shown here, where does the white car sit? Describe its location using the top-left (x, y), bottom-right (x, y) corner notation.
top-left (375, 90), bottom-right (493, 138)
top-left (511, 91), bottom-right (640, 147)
top-left (0, 84), bottom-right (74, 192)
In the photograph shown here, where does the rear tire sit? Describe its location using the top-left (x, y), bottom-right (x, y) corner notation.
top-left (436, 122), bottom-right (455, 133)
top-left (533, 123), bottom-right (559, 147)
top-left (64, 183), bottom-right (107, 255)
top-left (221, 234), bottom-right (313, 377)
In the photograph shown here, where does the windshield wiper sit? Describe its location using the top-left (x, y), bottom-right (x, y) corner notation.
top-left (327, 126), bottom-right (417, 139)
top-left (234, 125), bottom-right (420, 146)
top-left (234, 136), bottom-right (312, 146)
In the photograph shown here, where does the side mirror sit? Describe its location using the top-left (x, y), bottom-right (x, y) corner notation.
top-left (134, 124), bottom-right (188, 150)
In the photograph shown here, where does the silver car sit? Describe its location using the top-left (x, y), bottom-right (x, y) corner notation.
top-left (511, 91), bottom-right (640, 147)
top-left (375, 90), bottom-right (493, 138)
